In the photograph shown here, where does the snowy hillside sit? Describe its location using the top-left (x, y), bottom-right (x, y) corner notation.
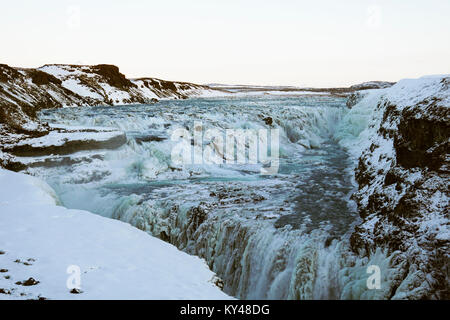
top-left (0, 63), bottom-right (224, 135)
top-left (349, 81), bottom-right (395, 91)
top-left (0, 169), bottom-right (230, 300)
top-left (39, 64), bottom-right (221, 103)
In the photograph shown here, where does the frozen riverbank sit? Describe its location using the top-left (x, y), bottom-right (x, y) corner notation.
top-left (0, 169), bottom-right (230, 300)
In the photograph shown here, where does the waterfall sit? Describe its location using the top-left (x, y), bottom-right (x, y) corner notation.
top-left (28, 96), bottom-right (399, 299)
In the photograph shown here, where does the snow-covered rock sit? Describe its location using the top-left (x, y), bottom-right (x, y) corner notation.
top-left (346, 82), bottom-right (396, 109)
top-left (346, 91), bottom-right (368, 109)
top-left (337, 75), bottom-right (449, 299)
top-left (5, 128), bottom-right (126, 157)
top-left (0, 63), bottom-right (224, 134)
top-left (0, 169), bottom-right (231, 300)
top-left (38, 64), bottom-right (220, 104)
top-left (0, 63), bottom-right (227, 167)
top-left (349, 81), bottom-right (395, 91)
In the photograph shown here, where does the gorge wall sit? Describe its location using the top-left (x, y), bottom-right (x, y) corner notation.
top-left (338, 75), bottom-right (449, 299)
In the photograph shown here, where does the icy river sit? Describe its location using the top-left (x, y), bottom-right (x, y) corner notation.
top-left (25, 95), bottom-right (389, 299)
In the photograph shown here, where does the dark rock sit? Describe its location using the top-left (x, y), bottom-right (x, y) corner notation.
top-left (16, 277), bottom-right (40, 286)
top-left (346, 92), bottom-right (366, 109)
top-left (29, 70), bottom-right (62, 86)
top-left (324, 237), bottom-right (335, 248)
top-left (134, 134), bottom-right (167, 144)
top-left (213, 277), bottom-right (224, 290)
top-left (159, 231), bottom-right (169, 242)
top-left (187, 206), bottom-right (208, 231)
top-left (263, 116), bottom-right (273, 126)
top-left (0, 288), bottom-right (11, 295)
top-left (70, 288), bottom-right (83, 294)
top-left (91, 64), bottom-right (136, 90)
top-left (384, 170), bottom-right (400, 186)
top-left (395, 110), bottom-right (449, 170)
top-left (0, 64), bottom-right (21, 82)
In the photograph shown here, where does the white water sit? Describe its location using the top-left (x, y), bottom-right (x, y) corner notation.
top-left (23, 95), bottom-right (399, 299)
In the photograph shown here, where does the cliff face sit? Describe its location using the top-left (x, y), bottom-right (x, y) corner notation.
top-left (344, 76), bottom-right (449, 299)
top-left (0, 63), bottom-right (222, 169)
top-left (0, 63), bottom-right (217, 135)
top-left (38, 64), bottom-right (214, 103)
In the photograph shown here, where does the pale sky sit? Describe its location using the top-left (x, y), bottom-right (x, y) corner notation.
top-left (1, 0), bottom-right (449, 87)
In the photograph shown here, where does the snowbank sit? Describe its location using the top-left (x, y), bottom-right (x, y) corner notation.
top-left (0, 169), bottom-right (230, 300)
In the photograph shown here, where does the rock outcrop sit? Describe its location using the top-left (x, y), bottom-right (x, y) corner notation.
top-left (0, 63), bottom-right (219, 135)
top-left (345, 76), bottom-right (449, 299)
top-left (0, 63), bottom-right (222, 166)
top-left (349, 81), bottom-right (396, 91)
top-left (346, 92), bottom-right (367, 109)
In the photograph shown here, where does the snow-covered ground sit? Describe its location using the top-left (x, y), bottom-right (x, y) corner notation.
top-left (14, 130), bottom-right (122, 148)
top-left (0, 169), bottom-right (231, 300)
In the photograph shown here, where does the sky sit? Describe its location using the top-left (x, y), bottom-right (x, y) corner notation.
top-left (1, 0), bottom-right (449, 87)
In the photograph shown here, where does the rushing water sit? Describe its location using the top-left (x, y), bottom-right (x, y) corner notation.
top-left (23, 95), bottom-right (396, 299)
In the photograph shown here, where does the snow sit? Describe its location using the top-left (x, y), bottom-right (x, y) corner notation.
top-left (0, 169), bottom-right (231, 300)
top-left (385, 75), bottom-right (450, 108)
top-left (335, 75), bottom-right (449, 203)
top-left (61, 79), bottom-right (103, 100)
top-left (99, 82), bottom-right (132, 103)
top-left (15, 130), bottom-right (123, 148)
top-left (131, 80), bottom-right (160, 99)
top-left (39, 65), bottom-right (83, 78)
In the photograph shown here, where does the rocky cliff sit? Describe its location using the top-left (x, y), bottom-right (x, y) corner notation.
top-left (0, 63), bottom-right (219, 136)
top-left (340, 75), bottom-right (449, 299)
top-left (0, 63), bottom-right (224, 167)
